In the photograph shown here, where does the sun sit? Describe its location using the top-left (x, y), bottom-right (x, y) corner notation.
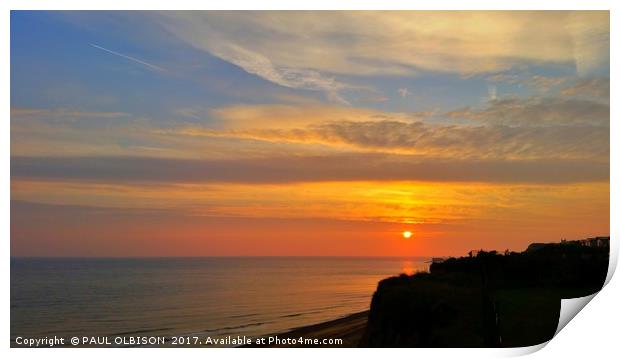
top-left (402, 231), bottom-right (413, 239)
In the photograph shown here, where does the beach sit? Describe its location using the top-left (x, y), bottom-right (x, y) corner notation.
top-left (244, 311), bottom-right (368, 348)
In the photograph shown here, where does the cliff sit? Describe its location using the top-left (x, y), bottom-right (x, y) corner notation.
top-left (360, 239), bottom-right (609, 347)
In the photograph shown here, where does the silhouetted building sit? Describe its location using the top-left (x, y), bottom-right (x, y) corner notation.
top-left (582, 236), bottom-right (610, 249)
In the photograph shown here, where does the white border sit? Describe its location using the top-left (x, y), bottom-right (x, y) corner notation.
top-left (3, 1), bottom-right (616, 357)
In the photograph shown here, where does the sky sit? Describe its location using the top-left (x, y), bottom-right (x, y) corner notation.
top-left (10, 11), bottom-right (610, 257)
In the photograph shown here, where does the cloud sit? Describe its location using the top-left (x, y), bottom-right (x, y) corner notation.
top-left (566, 12), bottom-right (610, 75)
top-left (485, 73), bottom-right (568, 94)
top-left (484, 73), bottom-right (610, 101)
top-left (446, 96), bottom-right (609, 127)
top-left (206, 103), bottom-right (412, 130)
top-left (11, 91), bottom-right (609, 165)
top-left (155, 15), bottom-right (352, 103)
top-left (216, 43), bottom-right (351, 104)
top-left (183, 120), bottom-right (608, 161)
top-left (14, 106), bottom-right (402, 159)
top-left (10, 107), bottom-right (317, 159)
top-left (10, 178), bottom-right (609, 231)
top-left (169, 95), bottom-right (609, 161)
top-left (525, 75), bottom-right (567, 92)
top-left (561, 77), bottom-right (610, 100)
top-left (11, 154), bottom-right (608, 185)
top-left (156, 11), bottom-right (609, 80)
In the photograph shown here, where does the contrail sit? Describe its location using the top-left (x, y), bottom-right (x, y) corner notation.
top-left (90, 43), bottom-right (166, 72)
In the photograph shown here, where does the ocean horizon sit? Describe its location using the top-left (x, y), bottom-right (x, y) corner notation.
top-left (11, 256), bottom-right (430, 346)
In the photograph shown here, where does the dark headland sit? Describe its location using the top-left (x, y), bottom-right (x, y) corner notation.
top-left (248, 236), bottom-right (609, 348)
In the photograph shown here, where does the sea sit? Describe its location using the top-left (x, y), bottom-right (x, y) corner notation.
top-left (11, 257), bottom-right (429, 346)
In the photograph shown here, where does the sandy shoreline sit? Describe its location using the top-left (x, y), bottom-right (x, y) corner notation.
top-left (242, 311), bottom-right (368, 348)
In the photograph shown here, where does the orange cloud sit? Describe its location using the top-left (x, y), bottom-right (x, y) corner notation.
top-left (11, 179), bottom-right (609, 256)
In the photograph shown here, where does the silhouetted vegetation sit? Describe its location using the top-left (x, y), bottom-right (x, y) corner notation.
top-left (360, 238), bottom-right (609, 347)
